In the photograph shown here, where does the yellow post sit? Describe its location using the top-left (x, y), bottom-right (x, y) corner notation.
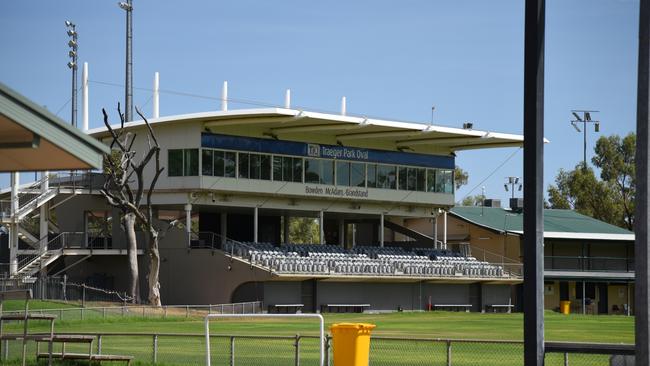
top-left (330, 323), bottom-right (376, 366)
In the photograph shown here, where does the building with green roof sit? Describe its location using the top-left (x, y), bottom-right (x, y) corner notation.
top-left (448, 205), bottom-right (634, 315)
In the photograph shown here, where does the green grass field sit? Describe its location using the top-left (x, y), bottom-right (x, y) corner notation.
top-left (0, 300), bottom-right (634, 365)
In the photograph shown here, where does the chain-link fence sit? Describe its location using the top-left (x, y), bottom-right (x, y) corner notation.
top-left (0, 332), bottom-right (634, 366)
top-left (0, 275), bottom-right (131, 304)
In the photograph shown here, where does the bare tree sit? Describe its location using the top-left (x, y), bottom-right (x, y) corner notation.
top-left (100, 104), bottom-right (164, 306)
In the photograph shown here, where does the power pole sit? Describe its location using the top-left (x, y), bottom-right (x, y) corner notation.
top-left (65, 21), bottom-right (78, 127)
top-left (118, 0), bottom-right (133, 122)
top-left (570, 110), bottom-right (601, 167)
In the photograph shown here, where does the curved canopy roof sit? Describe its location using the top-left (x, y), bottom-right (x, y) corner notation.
top-left (89, 108), bottom-right (536, 155)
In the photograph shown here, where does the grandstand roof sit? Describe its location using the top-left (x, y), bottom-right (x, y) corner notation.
top-left (88, 108), bottom-right (534, 155)
top-left (450, 206), bottom-right (634, 241)
top-left (0, 82), bottom-right (110, 172)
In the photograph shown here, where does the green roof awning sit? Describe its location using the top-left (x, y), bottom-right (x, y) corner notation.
top-left (0, 82), bottom-right (110, 172)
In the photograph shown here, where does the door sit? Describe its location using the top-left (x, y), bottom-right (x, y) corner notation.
top-left (597, 283), bottom-right (608, 314)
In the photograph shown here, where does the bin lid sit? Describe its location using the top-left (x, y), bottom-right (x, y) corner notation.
top-left (330, 323), bottom-right (376, 331)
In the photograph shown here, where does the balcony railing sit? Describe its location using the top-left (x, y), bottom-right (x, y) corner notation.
top-left (545, 256), bottom-right (634, 272)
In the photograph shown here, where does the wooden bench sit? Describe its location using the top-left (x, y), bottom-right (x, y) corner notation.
top-left (485, 304), bottom-right (515, 313)
top-left (0, 289), bottom-right (56, 366)
top-left (35, 334), bottom-right (133, 365)
top-left (268, 304), bottom-right (304, 314)
top-left (320, 304), bottom-right (370, 313)
top-left (433, 304), bottom-right (472, 312)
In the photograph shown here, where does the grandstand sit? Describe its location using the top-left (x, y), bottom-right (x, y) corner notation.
top-left (1, 94), bottom-right (525, 312)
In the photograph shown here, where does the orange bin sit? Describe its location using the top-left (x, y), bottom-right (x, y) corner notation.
top-left (330, 323), bottom-right (376, 366)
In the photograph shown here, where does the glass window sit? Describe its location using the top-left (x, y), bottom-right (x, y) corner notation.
top-left (398, 167), bottom-right (407, 190)
top-left (305, 158), bottom-right (321, 184)
top-left (224, 152), bottom-right (236, 177)
top-left (377, 165), bottom-right (396, 189)
top-left (436, 169), bottom-right (453, 193)
top-left (367, 164), bottom-right (377, 188)
top-left (273, 156), bottom-right (282, 181)
top-left (250, 154), bottom-right (261, 179)
top-left (238, 153), bottom-right (249, 178)
top-left (292, 158), bottom-right (303, 183)
top-left (426, 169), bottom-right (436, 192)
top-left (350, 162), bottom-right (365, 187)
top-left (407, 168), bottom-right (417, 191)
top-left (416, 168), bottom-right (426, 192)
top-left (168, 149), bottom-right (183, 177)
top-left (283, 156), bottom-right (294, 182)
top-left (336, 161), bottom-right (350, 186)
top-left (260, 155), bottom-right (271, 180)
top-left (184, 149), bottom-right (199, 176)
top-left (320, 160), bottom-right (334, 185)
top-left (214, 151), bottom-right (225, 177)
top-left (201, 149), bottom-right (213, 176)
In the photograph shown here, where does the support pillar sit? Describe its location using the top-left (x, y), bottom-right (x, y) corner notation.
top-left (82, 63), bottom-right (89, 131)
top-left (433, 215), bottom-right (438, 249)
top-left (40, 173), bottom-right (49, 251)
top-left (319, 210), bottom-right (325, 245)
top-left (338, 218), bottom-right (345, 247)
top-left (220, 213), bottom-right (227, 246)
top-left (582, 281), bottom-right (586, 315)
top-left (284, 214), bottom-right (290, 244)
top-left (443, 211), bottom-right (447, 249)
top-left (253, 206), bottom-right (259, 243)
top-left (636, 0), bottom-right (650, 362)
top-left (379, 213), bottom-right (384, 247)
top-left (9, 172), bottom-right (19, 276)
top-left (523, 1), bottom-right (546, 364)
top-left (184, 203), bottom-right (192, 247)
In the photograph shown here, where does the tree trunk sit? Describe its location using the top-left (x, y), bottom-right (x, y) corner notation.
top-left (124, 212), bottom-right (140, 303)
top-left (148, 230), bottom-right (162, 306)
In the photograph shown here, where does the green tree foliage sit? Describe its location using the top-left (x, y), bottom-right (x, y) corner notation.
top-left (547, 133), bottom-right (635, 230)
top-left (454, 166), bottom-right (469, 190)
top-left (287, 217), bottom-right (320, 244)
top-left (460, 194), bottom-right (486, 206)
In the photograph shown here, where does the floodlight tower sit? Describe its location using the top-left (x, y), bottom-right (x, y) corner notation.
top-left (504, 176), bottom-right (522, 199)
top-left (118, 0), bottom-right (133, 122)
top-left (570, 110), bottom-right (601, 168)
top-left (65, 21), bottom-right (78, 127)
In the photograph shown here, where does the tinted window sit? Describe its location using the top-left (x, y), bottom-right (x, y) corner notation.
top-left (224, 152), bottom-right (236, 177)
top-left (184, 149), bottom-right (199, 176)
top-left (202, 150), bottom-right (213, 176)
top-left (168, 149), bottom-right (183, 177)
top-left (367, 164), bottom-right (377, 188)
top-left (350, 162), bottom-right (365, 187)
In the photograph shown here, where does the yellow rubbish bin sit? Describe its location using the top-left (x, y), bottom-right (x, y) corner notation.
top-left (330, 323), bottom-right (376, 366)
top-left (560, 301), bottom-right (571, 315)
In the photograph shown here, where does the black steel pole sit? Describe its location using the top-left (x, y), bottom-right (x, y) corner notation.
top-left (636, 0), bottom-right (650, 363)
top-left (523, 0), bottom-right (545, 365)
top-left (125, 0), bottom-right (133, 122)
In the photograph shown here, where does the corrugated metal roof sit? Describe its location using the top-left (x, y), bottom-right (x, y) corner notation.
top-left (449, 206), bottom-right (633, 241)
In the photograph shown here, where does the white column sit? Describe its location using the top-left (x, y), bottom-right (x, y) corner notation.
top-left (153, 71), bottom-right (160, 119)
top-left (9, 172), bottom-right (19, 275)
top-left (341, 96), bottom-right (347, 116)
top-left (319, 210), bottom-right (325, 244)
top-left (443, 210), bottom-right (448, 249)
top-left (220, 213), bottom-right (227, 246)
top-left (221, 81), bottom-right (228, 111)
top-left (285, 89), bottom-right (291, 109)
top-left (253, 206), bottom-right (259, 243)
top-left (82, 62), bottom-right (89, 131)
top-left (40, 172), bottom-right (49, 251)
top-left (379, 213), bottom-right (384, 247)
top-left (338, 218), bottom-right (345, 246)
top-left (433, 215), bottom-right (438, 249)
top-left (582, 281), bottom-right (586, 315)
top-left (184, 203), bottom-right (192, 246)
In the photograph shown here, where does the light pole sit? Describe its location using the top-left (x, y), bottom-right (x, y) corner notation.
top-left (570, 110), bottom-right (601, 168)
top-left (504, 176), bottom-right (522, 199)
top-left (118, 0), bottom-right (133, 122)
top-left (65, 21), bottom-right (78, 127)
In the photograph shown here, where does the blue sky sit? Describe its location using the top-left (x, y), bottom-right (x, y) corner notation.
top-left (0, 0), bottom-right (640, 204)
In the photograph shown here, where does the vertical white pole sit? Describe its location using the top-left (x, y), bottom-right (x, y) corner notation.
top-left (379, 213), bottom-right (384, 247)
top-left (341, 96), bottom-right (347, 116)
top-left (82, 62), bottom-right (89, 131)
top-left (153, 72), bottom-right (160, 119)
top-left (220, 213), bottom-right (227, 246)
top-left (9, 172), bottom-right (19, 275)
top-left (433, 215), bottom-right (438, 249)
top-left (221, 81), bottom-right (228, 112)
top-left (338, 218), bottom-right (345, 246)
top-left (184, 204), bottom-right (192, 247)
top-left (253, 207), bottom-right (259, 243)
top-left (443, 210), bottom-right (448, 249)
top-left (40, 173), bottom-right (49, 251)
top-left (319, 210), bottom-right (325, 244)
top-left (285, 89), bottom-right (291, 109)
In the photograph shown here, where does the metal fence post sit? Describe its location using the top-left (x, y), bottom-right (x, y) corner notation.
top-left (164, 306), bottom-right (167, 319)
top-left (446, 340), bottom-right (452, 366)
top-left (153, 334), bottom-right (158, 364)
top-left (186, 305), bottom-right (190, 318)
top-left (122, 306), bottom-right (125, 317)
top-left (97, 335), bottom-right (102, 354)
top-left (563, 352), bottom-right (569, 366)
top-left (143, 306), bottom-right (146, 318)
top-left (294, 334), bottom-right (301, 366)
top-left (81, 307), bottom-right (84, 321)
top-left (2, 339), bottom-right (8, 361)
top-left (103, 307), bottom-right (106, 319)
top-left (324, 335), bottom-right (330, 366)
top-left (230, 336), bottom-right (235, 366)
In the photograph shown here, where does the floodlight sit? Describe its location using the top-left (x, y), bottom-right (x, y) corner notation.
top-left (518, 184), bottom-right (523, 191)
top-left (515, 177), bottom-right (520, 184)
top-left (595, 122), bottom-right (600, 132)
top-left (118, 2), bottom-right (132, 10)
top-left (67, 61), bottom-right (76, 69)
top-left (68, 40), bottom-right (77, 49)
top-left (65, 20), bottom-right (75, 27)
top-left (571, 121), bottom-right (581, 132)
top-left (68, 50), bottom-right (76, 58)
top-left (504, 184), bottom-right (509, 192)
top-left (67, 29), bottom-right (76, 37)
top-left (585, 112), bottom-right (591, 121)
top-left (572, 112), bottom-right (582, 121)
